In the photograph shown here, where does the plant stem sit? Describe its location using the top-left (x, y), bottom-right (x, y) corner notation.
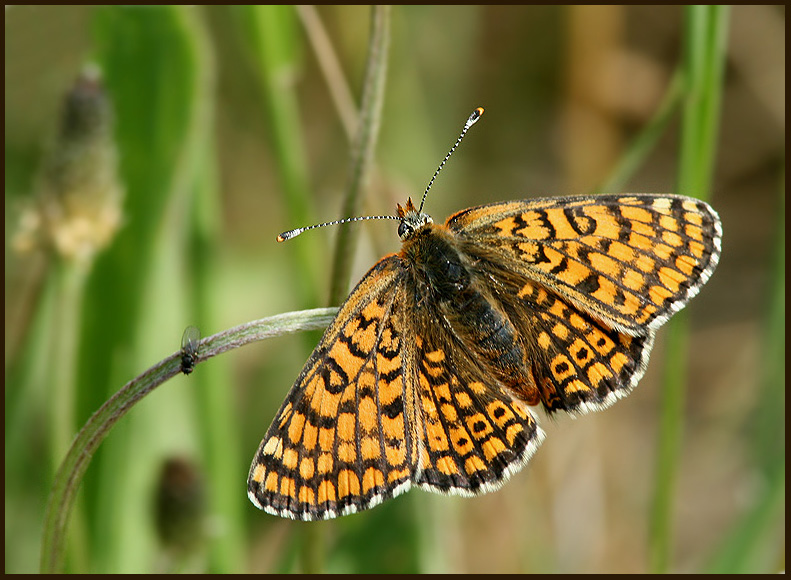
top-left (39, 308), bottom-right (337, 573)
top-left (648, 5), bottom-right (729, 573)
top-left (327, 5), bottom-right (391, 307)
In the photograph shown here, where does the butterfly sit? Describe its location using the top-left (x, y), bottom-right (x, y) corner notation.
top-left (247, 108), bottom-right (722, 521)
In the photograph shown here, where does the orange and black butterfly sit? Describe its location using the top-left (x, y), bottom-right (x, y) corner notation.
top-left (248, 108), bottom-right (722, 520)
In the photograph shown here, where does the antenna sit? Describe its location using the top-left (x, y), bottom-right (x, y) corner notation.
top-left (418, 106), bottom-right (483, 212)
top-left (276, 106), bottom-right (484, 242)
top-left (276, 214), bottom-right (400, 242)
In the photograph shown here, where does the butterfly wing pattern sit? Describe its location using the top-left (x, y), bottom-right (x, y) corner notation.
top-left (248, 193), bottom-right (721, 520)
top-left (247, 253), bottom-right (543, 519)
top-left (446, 194), bottom-right (722, 413)
top-left (248, 258), bottom-right (415, 519)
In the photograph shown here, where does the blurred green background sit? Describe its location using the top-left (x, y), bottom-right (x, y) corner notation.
top-left (4, 5), bottom-right (784, 574)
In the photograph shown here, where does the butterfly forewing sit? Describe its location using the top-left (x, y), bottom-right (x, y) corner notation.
top-left (248, 256), bottom-right (416, 520)
top-left (447, 194), bottom-right (722, 335)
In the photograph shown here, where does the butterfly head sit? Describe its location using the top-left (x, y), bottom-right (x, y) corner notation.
top-left (396, 197), bottom-right (433, 240)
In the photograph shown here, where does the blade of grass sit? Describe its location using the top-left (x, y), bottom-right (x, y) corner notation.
top-left (51, 6), bottom-right (214, 573)
top-left (704, 168), bottom-right (785, 574)
top-left (704, 467), bottom-right (785, 573)
top-left (233, 5), bottom-right (320, 313)
top-left (753, 170), bottom-right (785, 484)
top-left (233, 6), bottom-right (329, 573)
top-left (188, 136), bottom-right (249, 574)
top-left (48, 261), bottom-right (91, 572)
top-left (296, 5), bottom-right (358, 142)
top-left (327, 5), bottom-right (391, 307)
top-left (39, 308), bottom-right (338, 573)
top-left (648, 5), bottom-right (729, 573)
top-left (320, 7), bottom-right (391, 574)
top-left (281, 7), bottom-right (392, 573)
top-left (168, 8), bottom-right (248, 573)
top-left (598, 69), bottom-right (683, 193)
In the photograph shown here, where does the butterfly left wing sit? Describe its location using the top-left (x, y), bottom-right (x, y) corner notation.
top-left (247, 256), bottom-right (419, 520)
top-left (249, 251), bottom-right (547, 519)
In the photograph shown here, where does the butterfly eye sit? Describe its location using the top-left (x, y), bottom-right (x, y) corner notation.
top-left (398, 221), bottom-right (410, 239)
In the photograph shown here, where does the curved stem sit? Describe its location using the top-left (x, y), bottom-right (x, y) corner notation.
top-left (39, 307), bottom-right (337, 573)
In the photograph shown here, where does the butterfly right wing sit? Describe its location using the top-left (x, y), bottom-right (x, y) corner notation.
top-left (444, 194), bottom-right (719, 415)
top-left (446, 194), bottom-right (722, 335)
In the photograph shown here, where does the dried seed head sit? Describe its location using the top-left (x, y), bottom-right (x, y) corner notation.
top-left (14, 65), bottom-right (124, 265)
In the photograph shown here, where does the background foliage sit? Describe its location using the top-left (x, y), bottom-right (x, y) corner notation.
top-left (5, 5), bottom-right (784, 573)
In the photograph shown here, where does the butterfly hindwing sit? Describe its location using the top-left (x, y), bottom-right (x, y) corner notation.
top-left (500, 276), bottom-right (655, 414)
top-left (406, 312), bottom-right (545, 495)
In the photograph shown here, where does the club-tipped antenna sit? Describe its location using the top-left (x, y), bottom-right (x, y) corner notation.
top-left (277, 214), bottom-right (400, 242)
top-left (276, 106), bottom-right (484, 242)
top-left (417, 106), bottom-right (483, 212)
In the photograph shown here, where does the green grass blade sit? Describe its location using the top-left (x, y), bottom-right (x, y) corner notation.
top-left (48, 6), bottom-right (213, 572)
top-left (599, 70), bottom-right (683, 193)
top-left (704, 169), bottom-right (785, 574)
top-left (233, 5), bottom-right (320, 312)
top-left (327, 6), bottom-right (391, 306)
top-left (39, 308), bottom-right (337, 573)
top-left (648, 5), bottom-right (730, 573)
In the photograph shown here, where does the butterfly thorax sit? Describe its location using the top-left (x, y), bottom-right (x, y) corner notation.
top-left (399, 222), bottom-right (538, 402)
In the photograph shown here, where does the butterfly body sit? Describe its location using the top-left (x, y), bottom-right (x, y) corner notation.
top-left (399, 217), bottom-right (536, 403)
top-left (249, 193), bottom-right (721, 521)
